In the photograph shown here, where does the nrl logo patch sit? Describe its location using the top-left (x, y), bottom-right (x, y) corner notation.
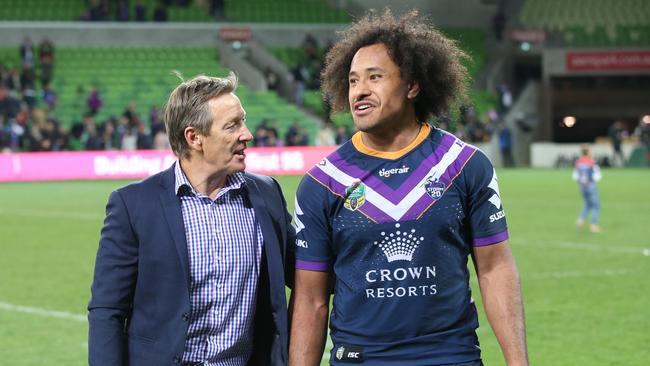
top-left (424, 176), bottom-right (446, 199)
top-left (344, 180), bottom-right (365, 211)
top-left (335, 346), bottom-right (345, 360)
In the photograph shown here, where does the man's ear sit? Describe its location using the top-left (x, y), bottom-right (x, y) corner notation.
top-left (184, 127), bottom-right (202, 151)
top-left (407, 81), bottom-right (420, 99)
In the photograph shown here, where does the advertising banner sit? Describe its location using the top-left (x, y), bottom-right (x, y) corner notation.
top-left (0, 146), bottom-right (336, 182)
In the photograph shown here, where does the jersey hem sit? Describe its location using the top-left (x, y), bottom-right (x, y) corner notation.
top-left (296, 259), bottom-right (331, 272)
top-left (473, 231), bottom-right (509, 246)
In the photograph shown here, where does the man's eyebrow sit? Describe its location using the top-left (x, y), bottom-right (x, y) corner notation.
top-left (348, 67), bottom-right (385, 76)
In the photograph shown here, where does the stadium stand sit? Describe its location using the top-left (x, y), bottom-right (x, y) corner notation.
top-left (0, 0), bottom-right (212, 22)
top-left (520, 0), bottom-right (650, 47)
top-left (0, 0), bottom-right (349, 23)
top-left (0, 46), bottom-right (318, 146)
top-left (224, 0), bottom-right (351, 23)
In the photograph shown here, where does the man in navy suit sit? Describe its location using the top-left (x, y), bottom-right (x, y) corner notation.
top-left (89, 72), bottom-right (295, 366)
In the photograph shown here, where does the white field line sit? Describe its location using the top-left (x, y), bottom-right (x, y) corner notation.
top-left (513, 239), bottom-right (649, 255)
top-left (525, 268), bottom-right (630, 279)
top-left (0, 208), bottom-right (102, 221)
top-left (0, 301), bottom-right (85, 322)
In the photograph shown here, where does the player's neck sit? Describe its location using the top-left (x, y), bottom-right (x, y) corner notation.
top-left (360, 120), bottom-right (422, 152)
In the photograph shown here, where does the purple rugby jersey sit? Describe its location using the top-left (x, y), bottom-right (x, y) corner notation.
top-left (293, 124), bottom-right (508, 365)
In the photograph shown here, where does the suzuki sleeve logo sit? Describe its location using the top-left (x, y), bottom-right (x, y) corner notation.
top-left (293, 197), bottom-right (305, 234)
top-left (487, 168), bottom-right (502, 209)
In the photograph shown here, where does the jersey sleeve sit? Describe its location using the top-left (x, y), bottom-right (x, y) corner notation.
top-left (293, 174), bottom-right (334, 271)
top-left (463, 150), bottom-right (509, 246)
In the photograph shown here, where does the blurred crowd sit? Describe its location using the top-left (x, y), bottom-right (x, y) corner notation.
top-left (0, 35), bottom-right (173, 153)
top-left (81, 0), bottom-right (191, 22)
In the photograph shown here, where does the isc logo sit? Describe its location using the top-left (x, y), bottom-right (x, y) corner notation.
top-left (335, 345), bottom-right (364, 363)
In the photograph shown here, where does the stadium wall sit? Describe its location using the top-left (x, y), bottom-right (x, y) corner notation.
top-left (531, 142), bottom-right (638, 168)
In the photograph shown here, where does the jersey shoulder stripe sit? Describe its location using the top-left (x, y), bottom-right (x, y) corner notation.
top-left (306, 130), bottom-right (477, 223)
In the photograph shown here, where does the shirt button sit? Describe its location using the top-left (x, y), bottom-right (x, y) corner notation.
top-left (182, 313), bottom-right (189, 322)
top-left (173, 356), bottom-right (181, 363)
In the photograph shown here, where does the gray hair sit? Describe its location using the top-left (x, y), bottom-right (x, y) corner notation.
top-left (163, 72), bottom-right (238, 159)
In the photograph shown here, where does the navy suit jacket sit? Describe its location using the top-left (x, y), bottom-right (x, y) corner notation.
top-left (88, 165), bottom-right (295, 365)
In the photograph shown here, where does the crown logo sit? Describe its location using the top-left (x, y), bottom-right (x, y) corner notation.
top-left (373, 223), bottom-right (423, 262)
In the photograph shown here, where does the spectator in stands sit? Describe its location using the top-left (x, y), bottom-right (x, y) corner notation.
top-left (19, 37), bottom-right (34, 68)
top-left (210, 0), bottom-right (225, 20)
top-left (634, 115), bottom-right (650, 166)
top-left (116, 0), bottom-right (130, 21)
top-left (291, 65), bottom-right (307, 106)
top-left (267, 127), bottom-right (283, 147)
top-left (38, 38), bottom-right (55, 86)
top-left (121, 125), bottom-right (138, 150)
top-left (498, 122), bottom-right (515, 167)
top-left (20, 64), bottom-right (35, 90)
top-left (84, 0), bottom-right (107, 21)
top-left (264, 67), bottom-right (278, 91)
top-left (0, 85), bottom-right (20, 120)
top-left (87, 86), bottom-right (103, 116)
top-left (53, 121), bottom-right (69, 151)
top-left (315, 121), bottom-right (335, 146)
top-left (123, 100), bottom-right (139, 125)
top-left (152, 124), bottom-right (171, 150)
top-left (114, 115), bottom-right (129, 142)
top-left (136, 122), bottom-right (153, 149)
top-left (41, 82), bottom-right (57, 110)
top-left (83, 114), bottom-right (102, 150)
top-left (301, 33), bottom-right (319, 61)
top-left (99, 119), bottom-right (118, 150)
top-left (0, 65), bottom-right (20, 90)
top-left (266, 119), bottom-right (279, 140)
top-left (135, 0), bottom-right (147, 21)
top-left (21, 84), bottom-right (37, 110)
top-left (492, 8), bottom-right (507, 42)
top-left (253, 122), bottom-right (270, 147)
top-left (0, 117), bottom-right (9, 152)
top-left (334, 124), bottom-right (349, 145)
top-left (153, 0), bottom-right (168, 22)
top-left (67, 123), bottom-right (85, 150)
top-left (497, 81), bottom-right (512, 114)
top-left (3, 66), bottom-right (21, 91)
top-left (284, 119), bottom-right (301, 146)
top-left (573, 144), bottom-right (602, 233)
top-left (149, 104), bottom-right (161, 128)
top-left (608, 120), bottom-right (626, 167)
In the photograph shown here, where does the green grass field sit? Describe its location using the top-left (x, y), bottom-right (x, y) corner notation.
top-left (1, 169), bottom-right (649, 365)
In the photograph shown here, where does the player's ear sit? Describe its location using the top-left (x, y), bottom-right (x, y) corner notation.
top-left (407, 81), bottom-right (420, 99)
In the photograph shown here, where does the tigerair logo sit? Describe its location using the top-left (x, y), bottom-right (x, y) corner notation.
top-left (373, 223), bottom-right (423, 262)
top-left (378, 165), bottom-right (410, 178)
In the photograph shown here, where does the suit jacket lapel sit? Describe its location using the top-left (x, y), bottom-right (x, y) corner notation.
top-left (245, 176), bottom-right (287, 305)
top-left (158, 165), bottom-right (191, 291)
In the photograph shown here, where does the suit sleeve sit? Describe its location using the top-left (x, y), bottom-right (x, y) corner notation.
top-left (270, 176), bottom-right (297, 289)
top-left (88, 190), bottom-right (139, 366)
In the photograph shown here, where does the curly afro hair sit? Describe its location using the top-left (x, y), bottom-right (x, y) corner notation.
top-left (322, 8), bottom-right (469, 123)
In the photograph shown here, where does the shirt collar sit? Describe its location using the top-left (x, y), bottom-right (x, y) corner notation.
top-left (174, 161), bottom-right (246, 197)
